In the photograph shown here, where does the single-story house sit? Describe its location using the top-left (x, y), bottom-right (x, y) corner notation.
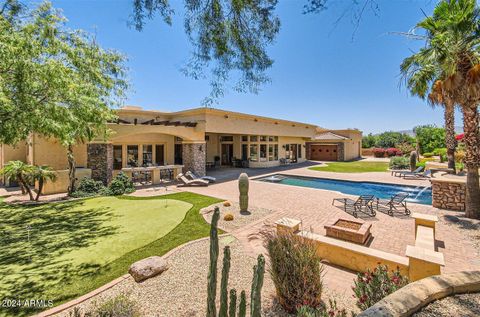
top-left (0, 106), bottom-right (362, 188)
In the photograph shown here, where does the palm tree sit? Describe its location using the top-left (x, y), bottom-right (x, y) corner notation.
top-left (401, 0), bottom-right (480, 218)
top-left (0, 160), bottom-right (35, 200)
top-left (32, 165), bottom-right (57, 201)
top-left (428, 80), bottom-right (457, 173)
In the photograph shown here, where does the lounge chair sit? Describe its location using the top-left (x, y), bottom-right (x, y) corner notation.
top-left (393, 166), bottom-right (424, 177)
top-left (376, 192), bottom-right (410, 216)
top-left (403, 169), bottom-right (432, 179)
top-left (176, 173), bottom-right (209, 187)
top-left (332, 195), bottom-right (376, 218)
top-left (185, 171), bottom-right (216, 183)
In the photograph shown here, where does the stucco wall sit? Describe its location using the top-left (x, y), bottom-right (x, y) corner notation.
top-left (0, 143), bottom-right (28, 186)
top-left (32, 135), bottom-right (87, 170)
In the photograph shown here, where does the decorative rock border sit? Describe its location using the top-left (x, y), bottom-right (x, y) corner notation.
top-left (358, 271), bottom-right (480, 317)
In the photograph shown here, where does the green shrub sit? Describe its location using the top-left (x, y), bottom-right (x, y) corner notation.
top-left (416, 161), bottom-right (426, 168)
top-left (433, 148), bottom-right (447, 156)
top-left (422, 152), bottom-right (434, 158)
top-left (69, 294), bottom-right (140, 317)
top-left (71, 177), bottom-right (106, 197)
top-left (296, 299), bottom-right (348, 317)
top-left (107, 172), bottom-right (135, 196)
top-left (389, 156), bottom-right (409, 170)
top-left (263, 231), bottom-right (323, 313)
top-left (93, 294), bottom-right (140, 317)
top-left (352, 264), bottom-right (408, 311)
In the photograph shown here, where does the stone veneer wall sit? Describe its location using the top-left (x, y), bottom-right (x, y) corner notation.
top-left (87, 143), bottom-right (113, 185)
top-left (431, 178), bottom-right (466, 211)
top-left (182, 142), bottom-right (206, 177)
top-left (336, 142), bottom-right (345, 161)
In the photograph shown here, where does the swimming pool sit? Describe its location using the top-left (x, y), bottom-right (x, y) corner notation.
top-left (257, 174), bottom-right (432, 205)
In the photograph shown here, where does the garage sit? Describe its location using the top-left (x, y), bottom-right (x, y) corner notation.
top-left (309, 144), bottom-right (338, 161)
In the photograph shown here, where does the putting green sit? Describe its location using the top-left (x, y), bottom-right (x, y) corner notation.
top-left (0, 196), bottom-right (192, 307)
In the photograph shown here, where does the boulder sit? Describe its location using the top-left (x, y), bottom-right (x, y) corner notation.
top-left (128, 256), bottom-right (169, 283)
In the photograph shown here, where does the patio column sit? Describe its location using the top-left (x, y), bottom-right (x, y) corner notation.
top-left (337, 143), bottom-right (345, 161)
top-left (87, 143), bottom-right (113, 185)
top-left (182, 141), bottom-right (206, 177)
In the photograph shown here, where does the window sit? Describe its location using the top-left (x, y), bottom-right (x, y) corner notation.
top-left (241, 135), bottom-right (248, 142)
top-left (260, 135), bottom-right (267, 142)
top-left (241, 144), bottom-right (248, 160)
top-left (250, 144), bottom-right (258, 162)
top-left (220, 135), bottom-right (233, 142)
top-left (274, 144), bottom-right (279, 160)
top-left (268, 145), bottom-right (274, 161)
top-left (298, 144), bottom-right (302, 158)
top-left (155, 144), bottom-right (165, 165)
top-left (250, 135), bottom-right (258, 142)
top-left (260, 144), bottom-right (267, 160)
top-left (113, 145), bottom-right (122, 170)
top-left (142, 145), bottom-right (153, 166)
top-left (127, 145), bottom-right (139, 167)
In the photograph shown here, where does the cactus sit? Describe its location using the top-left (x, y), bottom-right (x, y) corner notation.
top-left (207, 207), bottom-right (220, 317)
top-left (250, 255), bottom-right (265, 317)
top-left (410, 151), bottom-right (417, 171)
top-left (238, 173), bottom-right (249, 212)
top-left (219, 246), bottom-right (231, 317)
top-left (206, 207), bottom-right (264, 317)
top-left (238, 291), bottom-right (247, 317)
top-left (228, 289), bottom-right (237, 317)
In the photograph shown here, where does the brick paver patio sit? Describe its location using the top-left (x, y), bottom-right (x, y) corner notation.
top-left (180, 164), bottom-right (480, 298)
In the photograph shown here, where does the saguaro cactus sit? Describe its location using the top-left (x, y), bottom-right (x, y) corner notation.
top-left (238, 291), bottom-right (247, 317)
top-left (250, 255), bottom-right (265, 317)
top-left (410, 151), bottom-right (417, 172)
top-left (228, 289), bottom-right (237, 317)
top-left (219, 246), bottom-right (231, 317)
top-left (207, 207), bottom-right (220, 317)
top-left (238, 173), bottom-right (249, 212)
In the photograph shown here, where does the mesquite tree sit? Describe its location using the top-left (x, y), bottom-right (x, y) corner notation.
top-left (0, 1), bottom-right (127, 194)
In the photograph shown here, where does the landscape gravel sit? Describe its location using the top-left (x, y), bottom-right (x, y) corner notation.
top-left (413, 293), bottom-right (480, 317)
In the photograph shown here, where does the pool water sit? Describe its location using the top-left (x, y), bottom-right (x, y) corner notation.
top-left (257, 174), bottom-right (432, 205)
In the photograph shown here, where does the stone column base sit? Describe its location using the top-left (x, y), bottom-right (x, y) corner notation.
top-left (87, 143), bottom-right (113, 185)
top-left (182, 142), bottom-right (206, 177)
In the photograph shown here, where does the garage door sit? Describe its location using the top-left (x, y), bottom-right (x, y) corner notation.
top-left (309, 145), bottom-right (338, 161)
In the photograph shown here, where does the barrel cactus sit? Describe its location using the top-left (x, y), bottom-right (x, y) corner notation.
top-left (410, 151), bottom-right (417, 171)
top-left (238, 173), bottom-right (249, 212)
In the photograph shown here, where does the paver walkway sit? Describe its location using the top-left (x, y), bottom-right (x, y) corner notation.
top-left (180, 164), bottom-right (480, 298)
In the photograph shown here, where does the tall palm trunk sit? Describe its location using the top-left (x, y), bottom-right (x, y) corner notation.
top-left (67, 144), bottom-right (76, 195)
top-left (462, 105), bottom-right (480, 219)
top-left (444, 100), bottom-right (456, 172)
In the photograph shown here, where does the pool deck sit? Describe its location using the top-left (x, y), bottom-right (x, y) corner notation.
top-left (177, 163), bottom-right (480, 298)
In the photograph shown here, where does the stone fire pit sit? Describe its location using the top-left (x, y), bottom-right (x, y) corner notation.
top-left (324, 218), bottom-right (372, 244)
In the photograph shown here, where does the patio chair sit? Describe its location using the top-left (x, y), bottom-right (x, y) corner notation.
top-left (176, 173), bottom-right (209, 187)
top-left (403, 169), bottom-right (432, 179)
top-left (393, 166), bottom-right (424, 177)
top-left (376, 192), bottom-right (411, 216)
top-left (332, 195), bottom-right (376, 218)
top-left (185, 171), bottom-right (216, 183)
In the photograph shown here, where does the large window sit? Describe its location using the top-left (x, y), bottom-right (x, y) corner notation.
top-left (260, 144), bottom-right (267, 160)
top-left (113, 145), bottom-right (122, 170)
top-left (250, 144), bottom-right (258, 162)
top-left (298, 144), bottom-right (302, 158)
top-left (155, 145), bottom-right (165, 165)
top-left (142, 145), bottom-right (153, 166)
top-left (127, 145), bottom-right (139, 167)
top-left (241, 144), bottom-right (248, 160)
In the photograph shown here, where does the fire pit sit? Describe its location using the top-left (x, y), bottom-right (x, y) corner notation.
top-left (324, 218), bottom-right (372, 244)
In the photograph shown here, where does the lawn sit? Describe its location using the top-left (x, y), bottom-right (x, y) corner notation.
top-left (0, 192), bottom-right (222, 317)
top-left (308, 161), bottom-right (389, 173)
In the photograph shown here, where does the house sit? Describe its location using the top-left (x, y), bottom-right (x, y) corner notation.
top-left (0, 106), bottom-right (362, 188)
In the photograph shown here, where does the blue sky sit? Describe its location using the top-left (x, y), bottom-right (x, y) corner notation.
top-left (43, 0), bottom-right (461, 134)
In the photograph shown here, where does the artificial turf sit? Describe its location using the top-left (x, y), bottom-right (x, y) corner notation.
top-left (0, 192), bottom-right (222, 317)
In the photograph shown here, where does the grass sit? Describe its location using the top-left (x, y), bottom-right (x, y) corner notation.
top-left (0, 192), bottom-right (222, 317)
top-left (308, 161), bottom-right (389, 173)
